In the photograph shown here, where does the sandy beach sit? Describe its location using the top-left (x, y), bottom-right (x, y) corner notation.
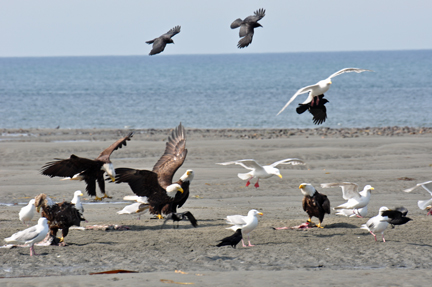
top-left (1, 127), bottom-right (431, 286)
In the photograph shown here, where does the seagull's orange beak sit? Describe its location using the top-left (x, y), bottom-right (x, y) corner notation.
top-left (258, 212), bottom-right (263, 216)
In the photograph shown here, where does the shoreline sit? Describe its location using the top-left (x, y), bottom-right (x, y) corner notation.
top-left (2, 126), bottom-right (432, 142)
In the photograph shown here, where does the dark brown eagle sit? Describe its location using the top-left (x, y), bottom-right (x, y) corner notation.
top-left (34, 193), bottom-right (85, 245)
top-left (41, 132), bottom-right (134, 200)
top-left (113, 123), bottom-right (194, 218)
top-left (299, 183), bottom-right (331, 228)
top-left (230, 8), bottom-right (265, 48)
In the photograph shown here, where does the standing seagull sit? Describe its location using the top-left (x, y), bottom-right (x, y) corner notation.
top-left (299, 183), bottom-right (331, 228)
top-left (19, 198), bottom-right (36, 226)
top-left (360, 206), bottom-right (389, 242)
top-left (4, 217), bottom-right (49, 256)
top-left (146, 26), bottom-right (181, 55)
top-left (335, 206), bottom-right (368, 218)
top-left (276, 68), bottom-right (373, 121)
top-left (404, 181), bottom-right (432, 214)
top-left (321, 182), bottom-right (373, 213)
top-left (231, 8), bottom-right (265, 48)
top-left (225, 209), bottom-right (263, 247)
top-left (217, 158), bottom-right (305, 188)
top-left (41, 132), bottom-right (134, 200)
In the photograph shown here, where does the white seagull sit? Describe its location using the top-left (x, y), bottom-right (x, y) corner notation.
top-left (19, 198), bottom-right (36, 226)
top-left (404, 180), bottom-right (432, 214)
top-left (225, 209), bottom-right (263, 247)
top-left (360, 206), bottom-right (389, 242)
top-left (321, 182), bottom-right (373, 211)
top-left (335, 206), bottom-right (368, 218)
top-left (71, 190), bottom-right (84, 214)
top-left (217, 158), bottom-right (305, 188)
top-left (4, 217), bottom-right (49, 256)
top-left (276, 68), bottom-right (373, 116)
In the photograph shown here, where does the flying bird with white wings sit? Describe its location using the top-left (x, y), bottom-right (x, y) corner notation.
top-left (276, 68), bottom-right (373, 124)
top-left (146, 25), bottom-right (181, 55)
top-left (321, 182), bottom-right (373, 212)
top-left (231, 8), bottom-right (265, 48)
top-left (217, 158), bottom-right (305, 188)
top-left (404, 180), bottom-right (432, 214)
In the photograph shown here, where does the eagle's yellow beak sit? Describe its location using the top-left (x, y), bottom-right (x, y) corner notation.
top-left (178, 187), bottom-right (184, 193)
top-left (299, 184), bottom-right (304, 189)
top-left (187, 171), bottom-right (191, 175)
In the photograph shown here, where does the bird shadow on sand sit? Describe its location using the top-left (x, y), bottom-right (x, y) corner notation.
top-left (323, 223), bottom-right (358, 229)
top-left (407, 242), bottom-right (432, 248)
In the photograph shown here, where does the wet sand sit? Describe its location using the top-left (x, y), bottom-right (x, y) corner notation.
top-left (1, 127), bottom-right (431, 286)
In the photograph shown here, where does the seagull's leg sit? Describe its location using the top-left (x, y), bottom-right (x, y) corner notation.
top-left (246, 177), bottom-right (253, 187)
top-left (247, 234), bottom-right (255, 247)
top-left (427, 209), bottom-right (432, 216)
top-left (241, 239), bottom-right (247, 247)
top-left (354, 209), bottom-right (363, 218)
top-left (369, 231), bottom-right (377, 241)
top-left (254, 179), bottom-right (260, 188)
top-left (382, 233), bottom-right (386, 243)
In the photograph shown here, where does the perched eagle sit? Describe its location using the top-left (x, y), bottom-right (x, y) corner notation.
top-left (34, 193), bottom-right (85, 245)
top-left (41, 132), bottom-right (134, 200)
top-left (113, 123), bottom-right (193, 218)
top-left (299, 183), bottom-right (331, 228)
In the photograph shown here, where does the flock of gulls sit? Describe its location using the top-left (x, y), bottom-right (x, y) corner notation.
top-left (2, 8), bottom-right (426, 256)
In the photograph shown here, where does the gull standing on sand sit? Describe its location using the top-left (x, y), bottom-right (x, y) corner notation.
top-left (276, 68), bottom-right (373, 124)
top-left (404, 181), bottom-right (432, 214)
top-left (360, 206), bottom-right (390, 242)
top-left (4, 217), bottom-right (49, 256)
top-left (19, 198), bottom-right (36, 226)
top-left (217, 158), bottom-right (305, 188)
top-left (71, 190), bottom-right (84, 214)
top-left (321, 182), bottom-right (373, 212)
top-left (225, 209), bottom-right (263, 247)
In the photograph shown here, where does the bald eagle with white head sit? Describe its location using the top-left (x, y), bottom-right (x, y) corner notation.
top-left (113, 123), bottom-right (193, 219)
top-left (299, 183), bottom-right (331, 228)
top-left (41, 132), bottom-right (134, 200)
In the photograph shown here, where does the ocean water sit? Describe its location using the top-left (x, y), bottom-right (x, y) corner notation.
top-left (0, 50), bottom-right (431, 129)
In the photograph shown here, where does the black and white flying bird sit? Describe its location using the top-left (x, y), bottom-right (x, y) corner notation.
top-left (216, 229), bottom-right (242, 248)
top-left (146, 26), bottom-right (181, 55)
top-left (296, 95), bottom-right (329, 125)
top-left (381, 207), bottom-right (412, 228)
top-left (230, 8), bottom-right (265, 48)
top-left (161, 211), bottom-right (198, 229)
top-left (276, 68), bottom-right (373, 123)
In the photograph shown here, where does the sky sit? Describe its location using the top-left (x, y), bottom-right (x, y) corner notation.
top-left (1, 0), bottom-right (431, 57)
